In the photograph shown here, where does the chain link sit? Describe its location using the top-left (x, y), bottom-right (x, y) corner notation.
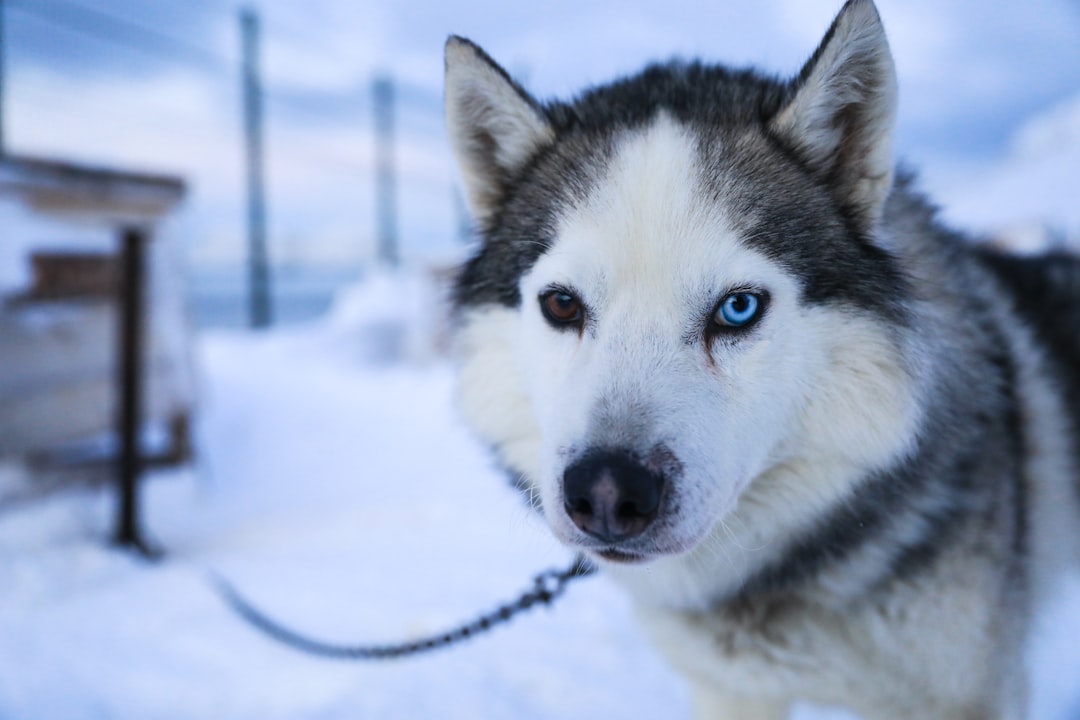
top-left (213, 555), bottom-right (596, 660)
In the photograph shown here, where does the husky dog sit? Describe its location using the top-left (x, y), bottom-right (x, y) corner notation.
top-left (444, 0), bottom-right (1080, 717)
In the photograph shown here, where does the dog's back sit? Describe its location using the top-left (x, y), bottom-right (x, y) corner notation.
top-left (979, 250), bottom-right (1080, 435)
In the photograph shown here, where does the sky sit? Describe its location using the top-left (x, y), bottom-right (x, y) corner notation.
top-left (4, 0), bottom-right (1080, 269)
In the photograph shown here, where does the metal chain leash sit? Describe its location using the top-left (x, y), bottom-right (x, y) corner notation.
top-left (212, 555), bottom-right (596, 660)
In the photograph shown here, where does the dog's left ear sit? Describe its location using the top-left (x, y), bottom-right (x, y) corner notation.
top-left (444, 37), bottom-right (555, 228)
top-left (770, 0), bottom-right (897, 232)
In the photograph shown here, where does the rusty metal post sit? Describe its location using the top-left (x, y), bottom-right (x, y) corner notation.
top-left (113, 226), bottom-right (160, 558)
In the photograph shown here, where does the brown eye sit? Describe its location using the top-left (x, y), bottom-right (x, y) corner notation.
top-left (540, 289), bottom-right (583, 328)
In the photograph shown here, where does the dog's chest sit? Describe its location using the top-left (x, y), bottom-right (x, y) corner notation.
top-left (634, 597), bottom-right (870, 702)
top-left (633, 585), bottom-right (1003, 714)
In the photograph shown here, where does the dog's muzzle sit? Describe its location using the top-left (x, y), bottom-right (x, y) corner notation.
top-left (562, 449), bottom-right (663, 544)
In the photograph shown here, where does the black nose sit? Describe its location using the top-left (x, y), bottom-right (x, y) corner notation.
top-left (562, 450), bottom-right (663, 543)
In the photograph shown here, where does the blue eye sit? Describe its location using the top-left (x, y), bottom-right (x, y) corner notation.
top-left (715, 292), bottom-right (762, 328)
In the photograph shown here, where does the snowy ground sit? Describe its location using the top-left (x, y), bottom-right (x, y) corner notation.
top-left (2, 283), bottom-right (1080, 719)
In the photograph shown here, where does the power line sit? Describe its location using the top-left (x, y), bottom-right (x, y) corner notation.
top-left (8, 0), bottom-right (446, 113)
top-left (7, 0), bottom-right (233, 71)
top-left (6, 0), bottom-right (393, 126)
top-left (5, 0), bottom-right (446, 198)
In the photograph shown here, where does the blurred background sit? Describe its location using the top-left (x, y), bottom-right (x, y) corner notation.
top-left (0, 1), bottom-right (1078, 718)
top-left (2, 0), bottom-right (1078, 319)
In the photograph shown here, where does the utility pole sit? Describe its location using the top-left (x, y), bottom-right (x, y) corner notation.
top-left (0, 0), bottom-right (7, 157)
top-left (373, 75), bottom-right (398, 266)
top-left (240, 8), bottom-right (271, 328)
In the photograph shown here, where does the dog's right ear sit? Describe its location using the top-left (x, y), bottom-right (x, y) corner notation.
top-left (769, 0), bottom-right (897, 233)
top-left (445, 37), bottom-right (554, 227)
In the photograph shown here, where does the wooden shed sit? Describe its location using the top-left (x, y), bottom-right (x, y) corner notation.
top-left (0, 154), bottom-right (195, 551)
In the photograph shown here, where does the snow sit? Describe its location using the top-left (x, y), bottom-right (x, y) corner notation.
top-left (2, 275), bottom-right (1080, 719)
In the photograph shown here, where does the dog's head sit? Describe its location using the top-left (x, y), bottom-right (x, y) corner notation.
top-left (446, 0), bottom-right (924, 571)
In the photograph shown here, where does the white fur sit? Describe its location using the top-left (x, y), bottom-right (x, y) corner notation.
top-left (458, 115), bottom-right (923, 606)
top-left (455, 305), bottom-right (543, 490)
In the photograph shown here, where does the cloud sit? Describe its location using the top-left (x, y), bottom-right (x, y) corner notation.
top-left (6, 0), bottom-right (229, 79)
top-left (935, 92), bottom-right (1080, 241)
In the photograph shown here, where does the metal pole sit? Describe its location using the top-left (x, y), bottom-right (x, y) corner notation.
top-left (0, 0), bottom-right (7, 157)
top-left (373, 75), bottom-right (398, 266)
top-left (113, 227), bottom-right (159, 558)
top-left (241, 8), bottom-right (271, 328)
